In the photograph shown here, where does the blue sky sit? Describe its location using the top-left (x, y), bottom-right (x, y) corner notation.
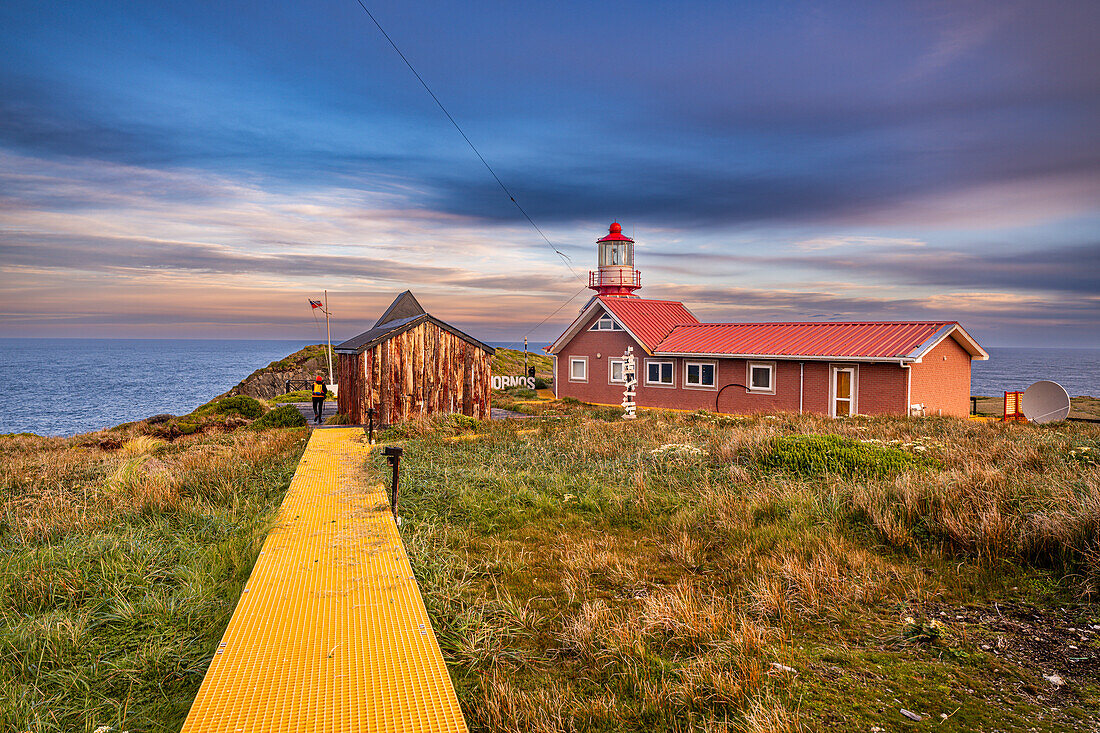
top-left (1, 0), bottom-right (1097, 346)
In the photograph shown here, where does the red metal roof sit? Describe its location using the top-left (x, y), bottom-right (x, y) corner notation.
top-left (654, 321), bottom-right (958, 359)
top-left (596, 222), bottom-right (634, 243)
top-left (598, 296), bottom-right (699, 350)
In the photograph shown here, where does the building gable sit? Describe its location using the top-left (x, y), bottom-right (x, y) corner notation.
top-left (374, 290), bottom-right (426, 327)
top-left (547, 297), bottom-right (698, 355)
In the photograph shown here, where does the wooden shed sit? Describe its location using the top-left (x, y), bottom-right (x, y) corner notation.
top-left (333, 291), bottom-right (494, 425)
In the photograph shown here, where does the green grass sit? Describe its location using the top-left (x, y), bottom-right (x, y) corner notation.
top-left (0, 427), bottom-right (307, 732)
top-left (4, 392), bottom-right (1100, 732)
top-left (491, 348), bottom-right (552, 381)
top-left (250, 404), bottom-right (307, 429)
top-left (759, 434), bottom-right (937, 478)
top-left (195, 395), bottom-right (264, 419)
top-left (379, 408), bottom-right (1100, 732)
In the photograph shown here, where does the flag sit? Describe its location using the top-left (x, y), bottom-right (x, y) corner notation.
top-left (309, 299), bottom-right (323, 309)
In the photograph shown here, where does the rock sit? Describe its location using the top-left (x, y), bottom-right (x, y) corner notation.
top-left (1044, 673), bottom-right (1065, 687)
top-left (770, 662), bottom-right (796, 674)
top-left (900, 709), bottom-right (922, 721)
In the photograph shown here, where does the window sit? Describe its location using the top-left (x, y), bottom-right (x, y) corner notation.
top-left (609, 358), bottom-right (626, 384)
top-left (589, 314), bottom-right (624, 331)
top-left (747, 362), bottom-right (775, 394)
top-left (646, 360), bottom-right (674, 386)
top-left (684, 361), bottom-right (716, 389)
top-left (569, 357), bottom-right (588, 382)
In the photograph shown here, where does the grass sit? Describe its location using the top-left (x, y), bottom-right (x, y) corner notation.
top-left (250, 404), bottom-right (307, 429)
top-left (0, 424), bottom-right (307, 732)
top-left (758, 434), bottom-right (937, 478)
top-left (492, 348), bottom-right (552, 381)
top-left (5, 383), bottom-right (1100, 731)
top-left (194, 395), bottom-right (264, 419)
top-left (378, 406), bottom-right (1100, 732)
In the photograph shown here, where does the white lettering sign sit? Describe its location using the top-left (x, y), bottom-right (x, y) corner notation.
top-left (492, 375), bottom-right (536, 390)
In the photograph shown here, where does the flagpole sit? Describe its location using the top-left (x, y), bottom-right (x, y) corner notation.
top-left (324, 290), bottom-right (333, 385)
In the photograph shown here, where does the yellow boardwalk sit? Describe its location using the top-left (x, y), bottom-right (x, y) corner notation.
top-left (181, 428), bottom-right (467, 733)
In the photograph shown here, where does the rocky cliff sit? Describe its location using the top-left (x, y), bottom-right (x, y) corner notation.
top-left (220, 344), bottom-right (333, 400)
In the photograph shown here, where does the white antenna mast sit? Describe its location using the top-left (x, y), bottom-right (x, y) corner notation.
top-left (324, 290), bottom-right (334, 385)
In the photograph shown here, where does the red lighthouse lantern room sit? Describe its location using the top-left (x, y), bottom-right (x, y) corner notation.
top-left (589, 222), bottom-right (641, 297)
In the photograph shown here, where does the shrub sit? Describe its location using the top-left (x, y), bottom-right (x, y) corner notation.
top-left (759, 434), bottom-right (932, 478)
top-left (325, 413), bottom-right (351, 426)
top-left (446, 414), bottom-right (480, 431)
top-left (211, 395), bottom-right (264, 419)
top-left (901, 616), bottom-right (943, 644)
top-left (251, 405), bottom-right (307, 429)
top-left (533, 377), bottom-right (549, 389)
top-left (506, 387), bottom-right (538, 399)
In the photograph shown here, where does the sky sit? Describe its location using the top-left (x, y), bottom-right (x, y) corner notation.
top-left (1, 0), bottom-right (1098, 347)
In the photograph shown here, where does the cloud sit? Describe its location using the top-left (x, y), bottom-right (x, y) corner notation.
top-left (785, 242), bottom-right (1100, 295)
top-left (903, 3), bottom-right (1018, 82)
top-left (644, 241), bottom-right (1100, 296)
top-left (1, 0), bottom-right (1098, 345)
top-left (793, 236), bottom-right (926, 251)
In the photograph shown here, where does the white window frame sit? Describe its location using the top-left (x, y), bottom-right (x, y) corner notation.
top-left (645, 359), bottom-right (675, 388)
top-left (608, 357), bottom-right (626, 384)
top-left (588, 314), bottom-right (623, 331)
top-left (683, 360), bottom-right (717, 390)
top-left (746, 361), bottom-right (776, 394)
top-left (569, 356), bottom-right (588, 383)
top-left (830, 364), bottom-right (858, 417)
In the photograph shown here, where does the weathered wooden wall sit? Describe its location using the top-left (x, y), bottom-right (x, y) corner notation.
top-left (336, 352), bottom-right (364, 422)
top-left (337, 321), bottom-right (491, 425)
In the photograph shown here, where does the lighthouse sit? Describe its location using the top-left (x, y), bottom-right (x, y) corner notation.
top-left (588, 222), bottom-right (641, 297)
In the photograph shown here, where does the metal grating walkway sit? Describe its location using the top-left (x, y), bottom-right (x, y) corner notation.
top-left (181, 428), bottom-right (467, 732)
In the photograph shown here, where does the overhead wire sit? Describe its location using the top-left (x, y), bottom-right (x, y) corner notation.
top-left (522, 284), bottom-right (591, 340)
top-left (350, 0), bottom-right (582, 282)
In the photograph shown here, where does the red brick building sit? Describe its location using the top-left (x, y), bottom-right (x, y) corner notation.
top-left (548, 224), bottom-right (988, 418)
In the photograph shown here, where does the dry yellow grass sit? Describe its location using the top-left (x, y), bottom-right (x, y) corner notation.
top-left (391, 406), bottom-right (1100, 731)
top-left (1, 423), bottom-right (307, 732)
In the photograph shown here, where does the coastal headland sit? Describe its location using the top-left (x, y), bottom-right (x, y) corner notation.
top-left (2, 347), bottom-right (1098, 731)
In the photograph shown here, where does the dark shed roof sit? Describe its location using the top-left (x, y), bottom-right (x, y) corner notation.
top-left (373, 290), bottom-right (425, 327)
top-left (333, 291), bottom-right (495, 355)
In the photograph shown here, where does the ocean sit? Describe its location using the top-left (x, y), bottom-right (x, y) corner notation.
top-left (972, 347), bottom-right (1098, 398)
top-left (1, 338), bottom-right (315, 438)
top-left (0, 339), bottom-right (1096, 437)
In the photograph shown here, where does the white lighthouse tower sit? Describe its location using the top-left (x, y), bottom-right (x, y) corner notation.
top-left (588, 222), bottom-right (641, 297)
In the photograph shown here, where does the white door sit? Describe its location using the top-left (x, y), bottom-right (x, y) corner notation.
top-left (831, 366), bottom-right (856, 417)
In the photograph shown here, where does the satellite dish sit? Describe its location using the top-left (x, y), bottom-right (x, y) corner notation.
top-left (1020, 380), bottom-right (1071, 424)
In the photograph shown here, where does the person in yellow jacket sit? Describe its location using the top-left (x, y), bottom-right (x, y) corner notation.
top-left (311, 375), bottom-right (327, 424)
